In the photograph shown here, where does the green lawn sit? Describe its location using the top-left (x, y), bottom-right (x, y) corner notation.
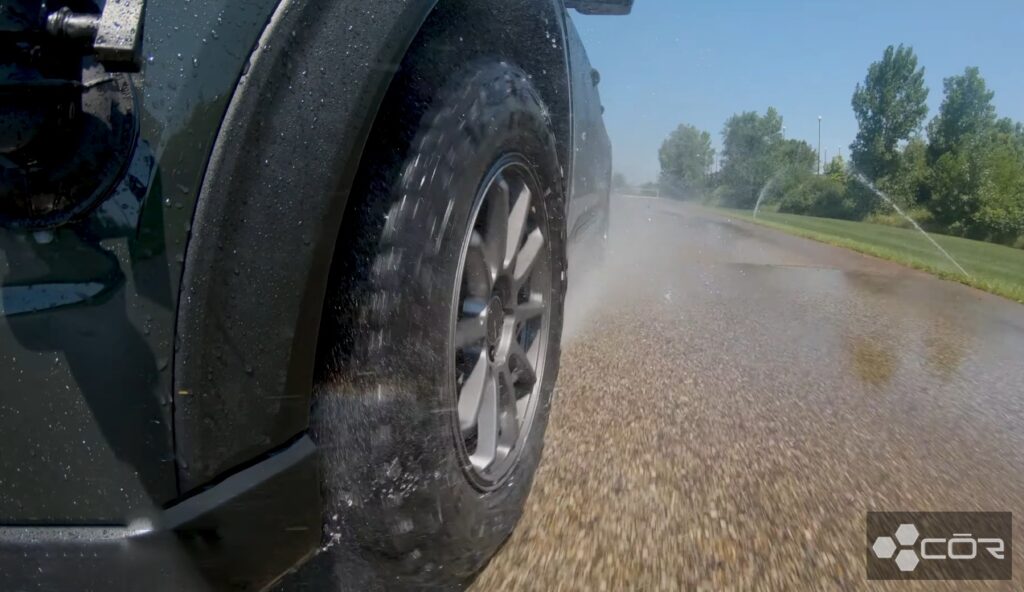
top-left (712, 207), bottom-right (1024, 303)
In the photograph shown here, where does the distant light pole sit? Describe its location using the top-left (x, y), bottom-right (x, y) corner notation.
top-left (817, 116), bottom-right (822, 174)
top-left (782, 125), bottom-right (786, 140)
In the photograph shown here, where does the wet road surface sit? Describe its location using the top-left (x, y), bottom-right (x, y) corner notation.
top-left (472, 196), bottom-right (1024, 591)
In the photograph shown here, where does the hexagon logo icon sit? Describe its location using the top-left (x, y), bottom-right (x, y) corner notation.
top-left (895, 549), bottom-right (920, 572)
top-left (872, 536), bottom-right (897, 560)
top-left (894, 523), bottom-right (920, 546)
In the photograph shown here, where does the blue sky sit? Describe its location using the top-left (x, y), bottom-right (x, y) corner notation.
top-left (572, 0), bottom-right (1024, 184)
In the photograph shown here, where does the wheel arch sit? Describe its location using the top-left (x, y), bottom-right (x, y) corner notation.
top-left (174, 0), bottom-right (573, 493)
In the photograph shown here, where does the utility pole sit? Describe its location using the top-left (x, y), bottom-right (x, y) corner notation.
top-left (817, 115), bottom-right (822, 174)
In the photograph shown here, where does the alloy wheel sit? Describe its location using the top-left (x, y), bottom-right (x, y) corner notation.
top-left (451, 155), bottom-right (552, 489)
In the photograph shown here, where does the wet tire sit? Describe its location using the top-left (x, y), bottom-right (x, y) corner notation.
top-left (302, 60), bottom-right (566, 590)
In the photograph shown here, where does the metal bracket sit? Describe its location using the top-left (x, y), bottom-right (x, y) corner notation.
top-left (46, 0), bottom-right (146, 72)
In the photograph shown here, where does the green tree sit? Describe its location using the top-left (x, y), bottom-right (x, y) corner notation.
top-left (825, 154), bottom-right (846, 178)
top-left (777, 175), bottom-right (846, 218)
top-left (878, 137), bottom-right (929, 209)
top-left (994, 117), bottom-right (1024, 154)
top-left (777, 175), bottom-right (879, 221)
top-left (658, 124), bottom-right (714, 197)
top-left (850, 45), bottom-right (929, 181)
top-left (925, 67), bottom-right (1001, 234)
top-left (774, 139), bottom-right (818, 174)
top-left (927, 67), bottom-right (997, 159)
top-left (929, 150), bottom-right (977, 233)
top-left (611, 172), bottom-right (628, 189)
top-left (717, 107), bottom-right (784, 207)
top-left (752, 139), bottom-right (818, 211)
top-left (973, 120), bottom-right (1024, 243)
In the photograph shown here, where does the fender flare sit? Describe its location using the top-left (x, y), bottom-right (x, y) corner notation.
top-left (173, 0), bottom-right (440, 491)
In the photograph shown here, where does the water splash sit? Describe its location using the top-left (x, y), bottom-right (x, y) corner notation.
top-left (752, 175), bottom-right (777, 219)
top-left (850, 172), bottom-right (972, 278)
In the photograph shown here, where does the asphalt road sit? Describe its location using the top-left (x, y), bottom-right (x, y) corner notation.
top-left (472, 196), bottom-right (1024, 591)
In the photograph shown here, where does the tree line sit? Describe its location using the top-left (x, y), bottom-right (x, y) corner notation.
top-left (656, 44), bottom-right (1024, 247)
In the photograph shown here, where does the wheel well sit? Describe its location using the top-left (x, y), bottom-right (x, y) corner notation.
top-left (315, 0), bottom-right (573, 379)
top-left (416, 0), bottom-right (573, 194)
top-left (174, 0), bottom-right (571, 494)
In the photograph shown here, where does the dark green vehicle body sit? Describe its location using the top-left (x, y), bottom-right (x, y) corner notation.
top-left (0, 0), bottom-right (616, 588)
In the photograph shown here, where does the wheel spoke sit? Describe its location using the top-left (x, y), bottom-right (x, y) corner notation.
top-left (514, 298), bottom-right (545, 323)
top-left (498, 406), bottom-right (519, 452)
top-left (455, 310), bottom-right (487, 349)
top-left (526, 322), bottom-right (544, 360)
top-left (465, 232), bottom-right (492, 297)
top-left (469, 371), bottom-right (499, 470)
top-left (508, 341), bottom-right (537, 389)
top-left (458, 353), bottom-right (489, 433)
top-left (505, 183), bottom-right (532, 270)
top-left (495, 365), bottom-right (521, 448)
top-left (482, 177), bottom-right (509, 282)
top-left (513, 228), bottom-right (544, 288)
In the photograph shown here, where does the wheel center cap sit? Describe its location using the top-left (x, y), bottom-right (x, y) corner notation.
top-left (486, 296), bottom-right (504, 346)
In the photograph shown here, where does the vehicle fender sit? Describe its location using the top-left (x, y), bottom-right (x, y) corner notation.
top-left (174, 0), bottom-right (440, 491)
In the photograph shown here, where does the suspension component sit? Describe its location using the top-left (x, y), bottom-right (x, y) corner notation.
top-left (0, 1), bottom-right (143, 229)
top-left (46, 0), bottom-right (146, 72)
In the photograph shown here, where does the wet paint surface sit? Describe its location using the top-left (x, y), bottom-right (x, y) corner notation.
top-left (475, 196), bottom-right (1024, 590)
top-left (0, 0), bottom-right (279, 522)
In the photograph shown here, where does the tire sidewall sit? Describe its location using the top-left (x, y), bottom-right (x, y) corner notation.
top-left (313, 61), bottom-right (565, 583)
